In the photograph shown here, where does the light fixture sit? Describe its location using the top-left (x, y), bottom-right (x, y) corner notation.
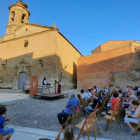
top-left (65, 64), bottom-right (68, 68)
top-left (38, 59), bottom-right (43, 67)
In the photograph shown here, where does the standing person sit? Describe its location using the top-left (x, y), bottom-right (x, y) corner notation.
top-left (42, 77), bottom-right (46, 94)
top-left (0, 106), bottom-right (14, 139)
top-left (58, 79), bottom-right (61, 93)
top-left (57, 92), bottom-right (79, 125)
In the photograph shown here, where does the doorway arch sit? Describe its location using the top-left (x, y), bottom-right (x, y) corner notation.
top-left (18, 72), bottom-right (27, 89)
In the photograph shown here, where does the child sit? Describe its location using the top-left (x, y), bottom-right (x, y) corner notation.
top-left (0, 106), bottom-right (14, 139)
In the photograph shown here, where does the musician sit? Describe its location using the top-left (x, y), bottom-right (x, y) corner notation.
top-left (58, 79), bottom-right (61, 93)
top-left (55, 79), bottom-right (61, 93)
top-left (42, 77), bottom-right (51, 94)
top-left (42, 77), bottom-right (46, 94)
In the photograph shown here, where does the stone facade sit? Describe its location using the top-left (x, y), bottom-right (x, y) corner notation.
top-left (77, 40), bottom-right (140, 90)
top-left (0, 1), bottom-right (82, 91)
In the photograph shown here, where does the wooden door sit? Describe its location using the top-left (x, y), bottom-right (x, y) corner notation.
top-left (18, 72), bottom-right (26, 89)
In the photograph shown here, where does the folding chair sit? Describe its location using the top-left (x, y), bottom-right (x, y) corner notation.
top-left (90, 103), bottom-right (99, 115)
top-left (104, 103), bottom-right (120, 133)
top-left (65, 107), bottom-right (78, 128)
top-left (96, 102), bottom-right (103, 121)
top-left (108, 103), bottom-right (121, 124)
top-left (0, 134), bottom-right (12, 140)
top-left (75, 111), bottom-right (100, 140)
top-left (130, 121), bottom-right (140, 136)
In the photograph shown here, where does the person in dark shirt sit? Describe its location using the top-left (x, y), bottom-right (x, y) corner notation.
top-left (84, 95), bottom-right (99, 115)
top-left (98, 92), bottom-right (103, 102)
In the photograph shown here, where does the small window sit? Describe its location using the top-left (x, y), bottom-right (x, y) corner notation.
top-left (24, 41), bottom-right (28, 48)
top-left (21, 14), bottom-right (26, 23)
top-left (11, 11), bottom-right (15, 21)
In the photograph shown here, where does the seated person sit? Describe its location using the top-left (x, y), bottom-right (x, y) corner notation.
top-left (83, 89), bottom-right (88, 100)
top-left (56, 125), bottom-right (75, 140)
top-left (80, 89), bottom-right (88, 100)
top-left (103, 86), bottom-right (109, 94)
top-left (76, 94), bottom-right (81, 112)
top-left (57, 92), bottom-right (79, 125)
top-left (92, 86), bottom-right (97, 94)
top-left (97, 92), bottom-right (103, 102)
top-left (124, 100), bottom-right (140, 134)
top-left (84, 95), bottom-right (99, 115)
top-left (106, 92), bottom-right (120, 114)
top-left (137, 84), bottom-right (140, 96)
top-left (80, 89), bottom-right (85, 100)
top-left (0, 106), bottom-right (14, 139)
top-left (123, 94), bottom-right (137, 109)
top-left (2, 113), bottom-right (10, 122)
top-left (118, 90), bottom-right (122, 97)
top-left (87, 89), bottom-right (92, 99)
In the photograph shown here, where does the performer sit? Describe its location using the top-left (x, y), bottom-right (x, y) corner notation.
top-left (55, 80), bottom-right (58, 93)
top-left (42, 77), bottom-right (46, 94)
top-left (58, 79), bottom-right (61, 93)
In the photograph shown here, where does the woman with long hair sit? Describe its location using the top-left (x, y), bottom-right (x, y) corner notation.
top-left (56, 125), bottom-right (75, 140)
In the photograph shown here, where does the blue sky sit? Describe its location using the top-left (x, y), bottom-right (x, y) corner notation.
top-left (0, 0), bottom-right (140, 56)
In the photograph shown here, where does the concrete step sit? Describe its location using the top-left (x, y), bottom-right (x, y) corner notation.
top-left (7, 125), bottom-right (111, 140)
top-left (0, 89), bottom-right (24, 93)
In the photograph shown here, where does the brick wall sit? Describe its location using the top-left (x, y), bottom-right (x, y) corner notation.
top-left (77, 42), bottom-right (136, 90)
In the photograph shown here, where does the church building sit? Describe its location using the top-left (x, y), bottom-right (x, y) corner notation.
top-left (0, 0), bottom-right (82, 92)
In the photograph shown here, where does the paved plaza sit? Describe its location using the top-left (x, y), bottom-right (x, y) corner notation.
top-left (0, 91), bottom-right (140, 140)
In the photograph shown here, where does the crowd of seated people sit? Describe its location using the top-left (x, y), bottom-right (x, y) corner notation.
top-left (105, 84), bottom-right (140, 134)
top-left (55, 84), bottom-right (140, 139)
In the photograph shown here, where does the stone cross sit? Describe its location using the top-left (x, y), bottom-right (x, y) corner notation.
top-left (19, 0), bottom-right (23, 2)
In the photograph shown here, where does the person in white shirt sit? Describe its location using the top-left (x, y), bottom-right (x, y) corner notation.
top-left (80, 89), bottom-right (85, 99)
top-left (83, 89), bottom-right (88, 100)
top-left (87, 89), bottom-right (92, 99)
top-left (104, 86), bottom-right (109, 94)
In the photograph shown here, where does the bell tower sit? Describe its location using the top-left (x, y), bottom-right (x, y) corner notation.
top-left (6, 0), bottom-right (30, 35)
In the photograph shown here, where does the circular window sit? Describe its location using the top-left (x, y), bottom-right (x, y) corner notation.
top-left (24, 41), bottom-right (28, 48)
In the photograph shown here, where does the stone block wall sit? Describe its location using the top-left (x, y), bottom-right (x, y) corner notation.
top-left (110, 70), bottom-right (140, 91)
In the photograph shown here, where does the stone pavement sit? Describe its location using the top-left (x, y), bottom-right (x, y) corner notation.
top-left (0, 89), bottom-right (76, 103)
top-left (0, 93), bottom-right (29, 103)
top-left (7, 125), bottom-right (111, 140)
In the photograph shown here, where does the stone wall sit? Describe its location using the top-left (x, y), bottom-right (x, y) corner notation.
top-left (110, 70), bottom-right (140, 91)
top-left (0, 29), bottom-right (81, 92)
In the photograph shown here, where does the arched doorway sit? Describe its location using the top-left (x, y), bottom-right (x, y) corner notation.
top-left (18, 72), bottom-right (26, 89)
